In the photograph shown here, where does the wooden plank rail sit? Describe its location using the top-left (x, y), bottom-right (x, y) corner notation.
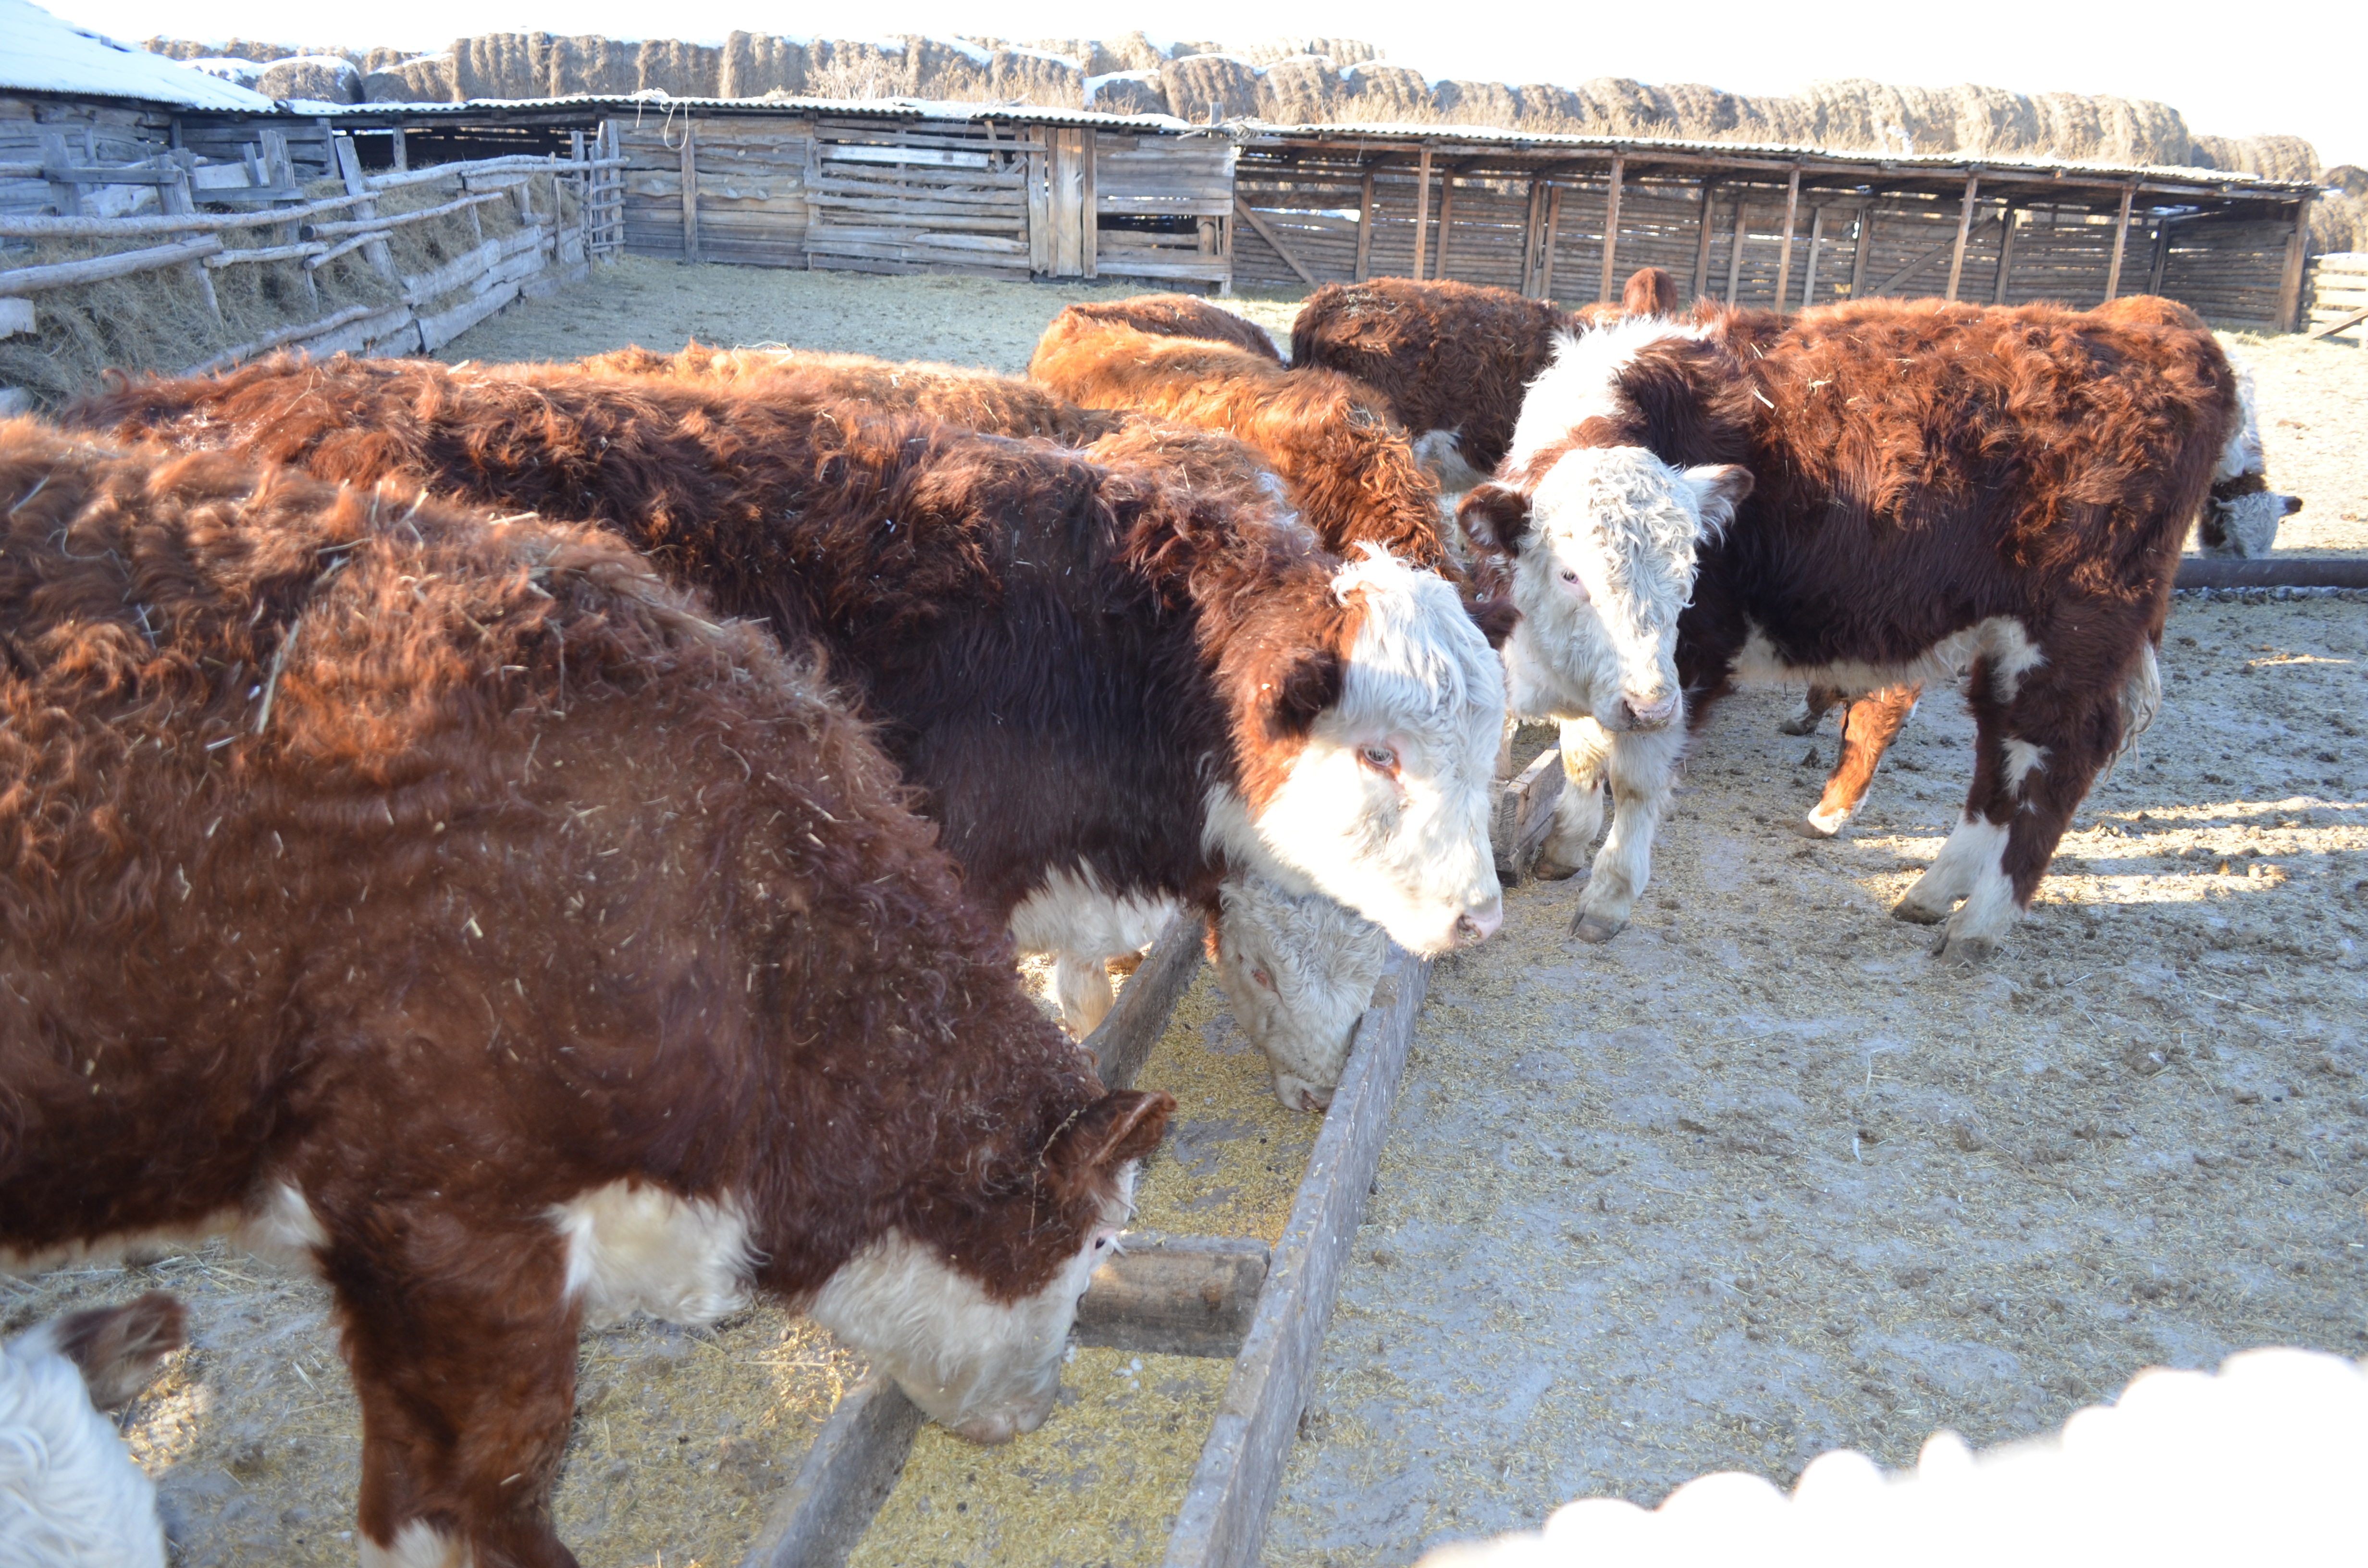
top-left (2177, 557), bottom-right (2368, 590)
top-left (736, 913), bottom-right (1433, 1568)
top-left (1235, 198), bottom-right (1320, 289)
top-left (0, 235), bottom-right (222, 296)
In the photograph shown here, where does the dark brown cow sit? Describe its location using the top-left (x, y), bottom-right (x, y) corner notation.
top-left (0, 419), bottom-right (1172, 1565)
top-left (1769, 293), bottom-right (2301, 843)
top-left (1461, 299), bottom-right (2237, 957)
top-left (67, 357), bottom-right (1508, 1033)
top-left (1288, 270), bottom-right (1680, 490)
top-left (1029, 308), bottom-right (1453, 573)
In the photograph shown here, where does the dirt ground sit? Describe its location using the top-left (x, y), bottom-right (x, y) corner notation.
top-left (7, 260), bottom-right (2366, 1567)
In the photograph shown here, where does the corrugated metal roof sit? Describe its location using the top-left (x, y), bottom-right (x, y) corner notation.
top-left (272, 94), bottom-right (2313, 195)
top-left (304, 92), bottom-right (1213, 135)
top-left (0, 0), bottom-right (276, 111)
top-left (1236, 119), bottom-right (2319, 195)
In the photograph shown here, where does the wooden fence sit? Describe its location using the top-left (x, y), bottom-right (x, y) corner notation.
top-left (2305, 253), bottom-right (2368, 344)
top-left (610, 109), bottom-right (1236, 284)
top-left (1230, 143), bottom-right (2313, 330)
top-left (0, 135), bottom-right (619, 382)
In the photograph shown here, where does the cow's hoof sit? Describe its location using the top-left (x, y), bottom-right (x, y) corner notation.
top-left (1532, 851), bottom-right (1587, 882)
top-left (1890, 895), bottom-right (1948, 926)
top-left (1788, 815), bottom-right (1837, 840)
top-left (1776, 711), bottom-right (1820, 736)
top-left (1930, 928), bottom-right (1996, 964)
top-left (1571, 912), bottom-right (1625, 943)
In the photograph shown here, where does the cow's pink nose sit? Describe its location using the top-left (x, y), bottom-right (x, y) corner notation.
top-left (1620, 691), bottom-right (1679, 730)
top-left (1454, 897), bottom-right (1504, 945)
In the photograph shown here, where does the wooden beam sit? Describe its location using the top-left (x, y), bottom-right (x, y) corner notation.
top-left (2146, 214), bottom-right (2174, 295)
top-left (1771, 165), bottom-right (1801, 311)
top-left (1353, 169), bottom-right (1374, 282)
top-left (1724, 199), bottom-right (1747, 305)
top-left (1540, 184), bottom-right (1563, 301)
top-left (2178, 556), bottom-right (2368, 590)
top-left (1992, 205), bottom-right (2019, 305)
top-left (1081, 128), bottom-right (1098, 281)
top-left (2102, 184), bottom-right (2134, 302)
top-left (1943, 173), bottom-right (1980, 301)
top-left (391, 127), bottom-right (407, 173)
top-left (2306, 304), bottom-right (2368, 342)
top-left (1848, 206), bottom-right (1873, 299)
top-left (740, 1375), bottom-right (923, 1568)
top-left (1434, 177), bottom-right (1456, 279)
top-left (1073, 1234), bottom-right (1270, 1358)
top-left (678, 116), bottom-right (700, 262)
top-left (330, 135), bottom-right (398, 282)
top-left (1518, 179), bottom-right (1542, 296)
top-left (1691, 183), bottom-right (1717, 304)
top-left (2276, 195), bottom-right (2314, 332)
top-left (1492, 746), bottom-right (1566, 885)
top-left (1799, 205), bottom-right (1825, 311)
top-left (1596, 155), bottom-right (1624, 304)
top-left (1409, 145), bottom-right (1432, 281)
top-left (1163, 948), bottom-right (1430, 1568)
top-left (0, 234), bottom-right (222, 297)
top-left (1233, 199), bottom-right (1320, 291)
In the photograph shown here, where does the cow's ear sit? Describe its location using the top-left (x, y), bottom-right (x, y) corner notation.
top-left (1263, 644), bottom-right (1344, 741)
top-left (1466, 596), bottom-right (1520, 649)
top-left (1458, 483), bottom-right (1532, 553)
top-left (1048, 1090), bottom-right (1173, 1196)
top-left (1681, 463), bottom-right (1753, 540)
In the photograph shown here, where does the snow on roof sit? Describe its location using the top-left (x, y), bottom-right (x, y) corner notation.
top-left (0, 0), bottom-right (277, 109)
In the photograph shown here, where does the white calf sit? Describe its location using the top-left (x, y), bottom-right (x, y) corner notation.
top-left (1, 1294), bottom-right (184, 1568)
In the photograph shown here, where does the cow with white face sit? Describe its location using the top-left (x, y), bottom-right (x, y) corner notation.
top-left (1459, 319), bottom-right (1754, 940)
top-left (1209, 873), bottom-right (1394, 1112)
top-left (1460, 298), bottom-right (2238, 961)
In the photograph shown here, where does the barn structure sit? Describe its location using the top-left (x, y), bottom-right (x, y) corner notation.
top-left (298, 94), bottom-right (2321, 331)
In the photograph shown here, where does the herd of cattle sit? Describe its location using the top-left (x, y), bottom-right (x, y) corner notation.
top-left (0, 266), bottom-right (2299, 1566)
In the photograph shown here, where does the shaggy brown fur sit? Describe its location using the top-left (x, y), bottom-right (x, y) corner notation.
top-left (1029, 309), bottom-right (1451, 572)
top-left (0, 418), bottom-right (1166, 1567)
top-left (573, 342), bottom-right (1297, 542)
top-left (578, 342), bottom-right (1127, 445)
top-left (65, 356), bottom-right (1366, 922)
top-left (1468, 298), bottom-right (2236, 937)
top-left (1046, 293), bottom-right (1284, 361)
top-left (1290, 270), bottom-right (1676, 484)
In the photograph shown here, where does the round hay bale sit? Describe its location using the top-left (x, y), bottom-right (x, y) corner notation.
top-left (362, 53), bottom-right (454, 103)
top-left (1159, 54), bottom-right (1262, 122)
top-left (1086, 71), bottom-right (1166, 116)
top-left (257, 55), bottom-right (360, 104)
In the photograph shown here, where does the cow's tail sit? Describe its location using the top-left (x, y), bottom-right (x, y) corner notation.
top-left (2099, 641), bottom-right (2163, 784)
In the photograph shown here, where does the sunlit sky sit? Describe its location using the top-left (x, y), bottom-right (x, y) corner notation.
top-left (54, 0), bottom-right (2368, 169)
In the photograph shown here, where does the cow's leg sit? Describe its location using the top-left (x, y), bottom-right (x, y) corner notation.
top-left (1533, 717), bottom-right (1611, 880)
top-left (1052, 954), bottom-right (1117, 1038)
top-left (330, 1209), bottom-right (583, 1568)
top-left (1570, 720), bottom-right (1687, 943)
top-left (1796, 682), bottom-right (1922, 838)
top-left (1776, 681), bottom-right (1845, 737)
top-left (1900, 649), bottom-right (2123, 961)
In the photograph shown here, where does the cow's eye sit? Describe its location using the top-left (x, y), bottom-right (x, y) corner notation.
top-left (1359, 744), bottom-right (1398, 772)
top-left (1252, 968), bottom-right (1276, 991)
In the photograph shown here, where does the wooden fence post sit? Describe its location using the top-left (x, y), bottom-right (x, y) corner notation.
top-left (1724, 198), bottom-right (1747, 304)
top-left (1992, 204), bottom-right (2019, 304)
top-left (1771, 165), bottom-right (1801, 311)
top-left (1691, 182), bottom-right (1717, 304)
top-left (2146, 213), bottom-right (2173, 296)
top-left (2102, 184), bottom-right (2135, 303)
top-left (678, 115), bottom-right (700, 262)
top-left (1434, 176), bottom-right (1456, 280)
top-left (1596, 155), bottom-right (1624, 304)
top-left (1848, 206), bottom-right (1872, 299)
top-left (1354, 169), bottom-right (1374, 282)
top-left (1799, 204), bottom-right (1824, 310)
top-left (1944, 173), bottom-right (1980, 301)
top-left (1540, 184), bottom-right (1563, 301)
top-left (1519, 178), bottom-right (1543, 296)
top-left (2276, 195), bottom-right (2314, 332)
top-left (330, 134), bottom-right (397, 281)
top-left (1409, 145), bottom-right (1432, 281)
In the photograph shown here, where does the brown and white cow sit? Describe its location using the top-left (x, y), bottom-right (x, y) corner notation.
top-left (69, 359), bottom-right (1507, 1038)
top-left (1029, 306), bottom-right (1455, 574)
top-left (1288, 270), bottom-right (1680, 494)
top-left (1461, 299), bottom-right (2237, 958)
top-left (555, 343), bottom-right (1377, 1108)
top-left (0, 420), bottom-right (1172, 1566)
top-left (1765, 294), bottom-right (2299, 843)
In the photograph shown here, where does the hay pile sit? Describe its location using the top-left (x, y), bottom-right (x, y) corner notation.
top-left (137, 32), bottom-right (2319, 183)
top-left (0, 175), bottom-right (544, 410)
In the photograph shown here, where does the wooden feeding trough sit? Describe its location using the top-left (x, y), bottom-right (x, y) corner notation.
top-left (737, 915), bottom-right (1431, 1568)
